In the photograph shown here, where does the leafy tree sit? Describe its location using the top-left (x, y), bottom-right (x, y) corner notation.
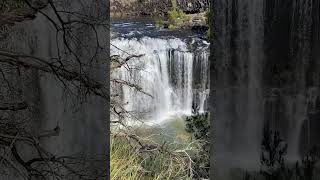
top-left (185, 107), bottom-right (209, 179)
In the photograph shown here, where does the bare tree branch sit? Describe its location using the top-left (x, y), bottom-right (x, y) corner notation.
top-left (111, 54), bottom-right (145, 70)
top-left (0, 50), bottom-right (103, 89)
top-left (0, 101), bottom-right (28, 111)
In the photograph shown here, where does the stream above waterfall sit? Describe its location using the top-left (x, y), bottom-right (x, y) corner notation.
top-left (111, 18), bottom-right (209, 125)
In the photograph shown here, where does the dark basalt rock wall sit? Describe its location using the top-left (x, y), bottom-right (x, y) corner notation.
top-left (211, 0), bottom-right (320, 178)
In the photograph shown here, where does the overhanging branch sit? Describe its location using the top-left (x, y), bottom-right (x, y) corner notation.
top-left (0, 101), bottom-right (28, 111)
top-left (0, 50), bottom-right (103, 90)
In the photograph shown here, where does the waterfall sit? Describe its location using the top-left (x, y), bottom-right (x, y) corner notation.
top-left (111, 37), bottom-right (209, 125)
top-left (193, 51), bottom-right (209, 113)
top-left (212, 0), bottom-right (320, 178)
top-left (212, 0), bottom-right (265, 170)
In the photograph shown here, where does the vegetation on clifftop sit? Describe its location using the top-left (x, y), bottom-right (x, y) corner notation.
top-left (167, 9), bottom-right (190, 29)
top-left (155, 0), bottom-right (208, 30)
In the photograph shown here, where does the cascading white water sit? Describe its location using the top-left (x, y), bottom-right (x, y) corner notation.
top-left (193, 51), bottom-right (209, 113)
top-left (111, 37), bottom-right (209, 125)
top-left (213, 0), bottom-right (320, 178)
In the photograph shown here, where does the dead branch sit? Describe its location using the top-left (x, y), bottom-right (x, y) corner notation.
top-left (111, 78), bottom-right (153, 98)
top-left (0, 101), bottom-right (28, 111)
top-left (111, 54), bottom-right (145, 70)
top-left (0, 50), bottom-right (103, 89)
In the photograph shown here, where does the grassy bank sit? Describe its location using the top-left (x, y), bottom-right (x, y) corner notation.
top-left (111, 114), bottom-right (210, 179)
top-left (110, 135), bottom-right (193, 180)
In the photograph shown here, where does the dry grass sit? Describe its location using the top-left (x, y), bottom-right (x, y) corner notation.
top-left (110, 127), bottom-right (196, 180)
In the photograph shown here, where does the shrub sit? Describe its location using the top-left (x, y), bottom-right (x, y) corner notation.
top-left (205, 10), bottom-right (211, 39)
top-left (167, 0), bottom-right (190, 29)
top-left (168, 10), bottom-right (189, 22)
top-left (171, 0), bottom-right (177, 10)
top-left (168, 24), bottom-right (176, 29)
top-left (185, 112), bottom-right (210, 179)
top-left (155, 19), bottom-right (164, 28)
top-left (185, 112), bottom-right (209, 140)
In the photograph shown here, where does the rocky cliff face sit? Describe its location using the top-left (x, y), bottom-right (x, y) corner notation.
top-left (212, 0), bottom-right (320, 179)
top-left (110, 0), bottom-right (170, 16)
top-left (110, 0), bottom-right (209, 16)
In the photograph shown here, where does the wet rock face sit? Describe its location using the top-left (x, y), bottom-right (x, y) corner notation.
top-left (300, 110), bottom-right (320, 156)
top-left (212, 0), bottom-right (320, 175)
top-left (263, 0), bottom-right (320, 158)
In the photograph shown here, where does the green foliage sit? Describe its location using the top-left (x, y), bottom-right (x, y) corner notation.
top-left (155, 9), bottom-right (190, 29)
top-left (168, 10), bottom-right (189, 23)
top-left (185, 112), bottom-right (210, 179)
top-left (170, 0), bottom-right (177, 10)
top-left (168, 24), bottom-right (176, 29)
top-left (165, 0), bottom-right (189, 29)
top-left (155, 19), bottom-right (164, 28)
top-left (205, 10), bottom-right (210, 24)
top-left (167, 10), bottom-right (179, 22)
top-left (166, 10), bottom-right (190, 29)
top-left (185, 113), bottom-right (209, 140)
top-left (205, 10), bottom-right (211, 39)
